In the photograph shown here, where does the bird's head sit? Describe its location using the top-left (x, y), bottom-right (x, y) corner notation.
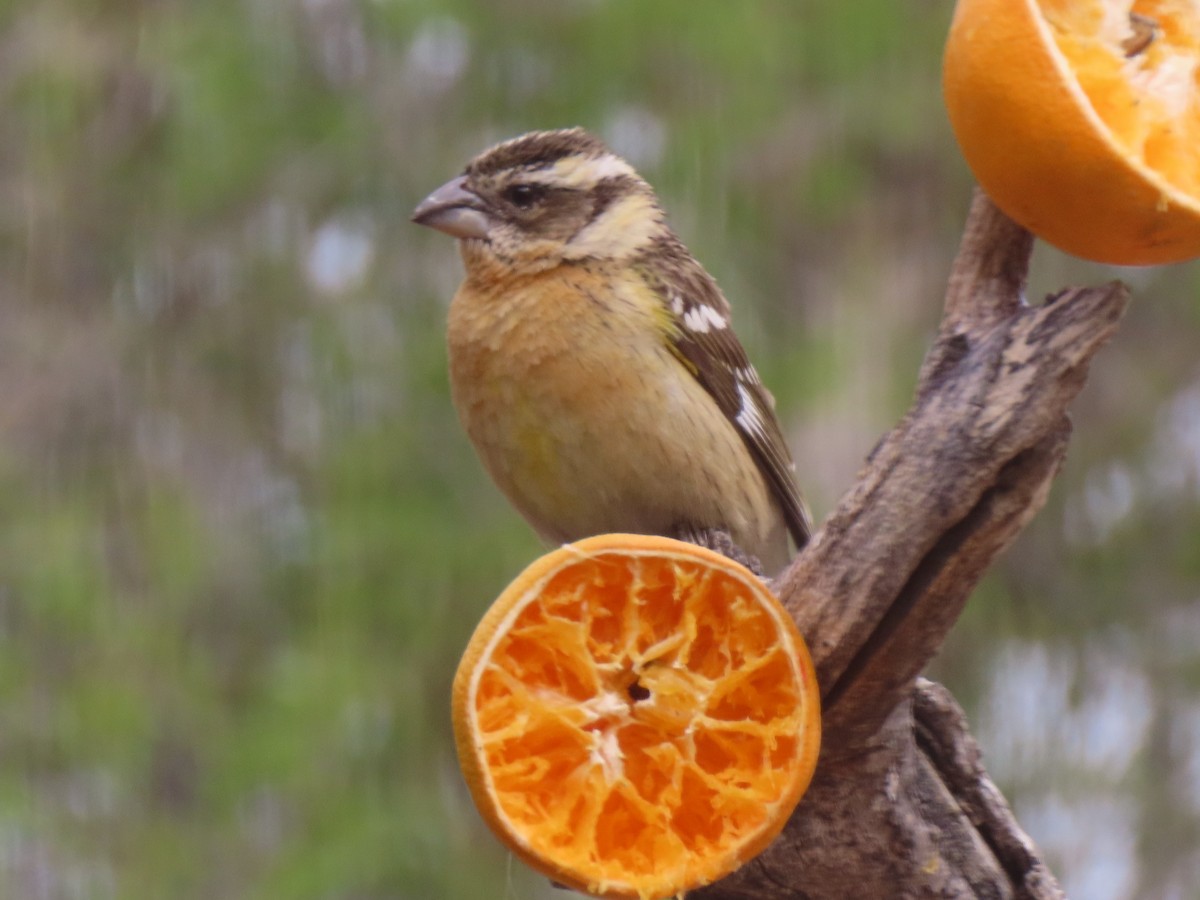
top-left (412, 128), bottom-right (667, 276)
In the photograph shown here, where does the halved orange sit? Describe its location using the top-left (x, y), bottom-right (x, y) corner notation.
top-left (451, 534), bottom-right (820, 900)
top-left (943, 0), bottom-right (1200, 265)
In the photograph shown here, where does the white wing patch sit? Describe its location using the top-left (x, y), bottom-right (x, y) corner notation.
top-left (735, 381), bottom-right (768, 441)
top-left (682, 304), bottom-right (728, 334)
top-left (737, 365), bottom-right (762, 385)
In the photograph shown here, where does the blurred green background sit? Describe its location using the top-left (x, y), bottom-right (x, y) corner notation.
top-left (4, 1), bottom-right (1200, 897)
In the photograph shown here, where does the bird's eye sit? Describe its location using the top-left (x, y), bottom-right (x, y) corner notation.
top-left (503, 183), bottom-right (542, 210)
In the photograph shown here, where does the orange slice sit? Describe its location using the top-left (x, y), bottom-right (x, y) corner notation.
top-left (451, 534), bottom-right (821, 900)
top-left (943, 0), bottom-right (1200, 265)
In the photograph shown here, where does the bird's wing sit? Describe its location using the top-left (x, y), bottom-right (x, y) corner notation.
top-left (637, 239), bottom-right (812, 551)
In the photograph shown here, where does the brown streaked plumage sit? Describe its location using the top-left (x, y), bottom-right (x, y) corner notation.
top-left (412, 128), bottom-right (810, 572)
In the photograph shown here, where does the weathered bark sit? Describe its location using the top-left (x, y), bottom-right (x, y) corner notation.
top-left (691, 191), bottom-right (1129, 899)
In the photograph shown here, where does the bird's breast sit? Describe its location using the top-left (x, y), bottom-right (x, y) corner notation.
top-left (447, 268), bottom-right (655, 494)
top-left (444, 266), bottom-right (784, 566)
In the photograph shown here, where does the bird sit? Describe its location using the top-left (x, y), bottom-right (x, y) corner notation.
top-left (411, 128), bottom-right (810, 574)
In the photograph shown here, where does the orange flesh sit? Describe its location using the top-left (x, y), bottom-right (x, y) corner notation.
top-left (1040, 0), bottom-right (1200, 197)
top-left (462, 544), bottom-right (818, 898)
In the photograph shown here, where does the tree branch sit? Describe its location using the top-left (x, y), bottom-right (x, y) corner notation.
top-left (691, 191), bottom-right (1129, 899)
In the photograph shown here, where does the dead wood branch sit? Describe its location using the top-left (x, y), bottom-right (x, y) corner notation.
top-left (691, 190), bottom-right (1129, 899)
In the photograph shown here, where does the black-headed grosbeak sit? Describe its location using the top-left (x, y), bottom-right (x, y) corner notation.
top-left (412, 128), bottom-right (810, 574)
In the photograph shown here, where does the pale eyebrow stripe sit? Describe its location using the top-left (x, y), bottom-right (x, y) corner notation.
top-left (517, 153), bottom-right (638, 188)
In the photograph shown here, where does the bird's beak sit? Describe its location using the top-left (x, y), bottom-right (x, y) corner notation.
top-left (411, 175), bottom-right (491, 240)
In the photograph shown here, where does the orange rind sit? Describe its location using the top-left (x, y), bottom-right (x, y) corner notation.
top-left (944, 0), bottom-right (1200, 265)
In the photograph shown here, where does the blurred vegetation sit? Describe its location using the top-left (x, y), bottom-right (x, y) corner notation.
top-left (3, 1), bottom-right (1200, 897)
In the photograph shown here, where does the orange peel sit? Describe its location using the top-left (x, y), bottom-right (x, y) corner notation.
top-left (944, 0), bottom-right (1200, 265)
